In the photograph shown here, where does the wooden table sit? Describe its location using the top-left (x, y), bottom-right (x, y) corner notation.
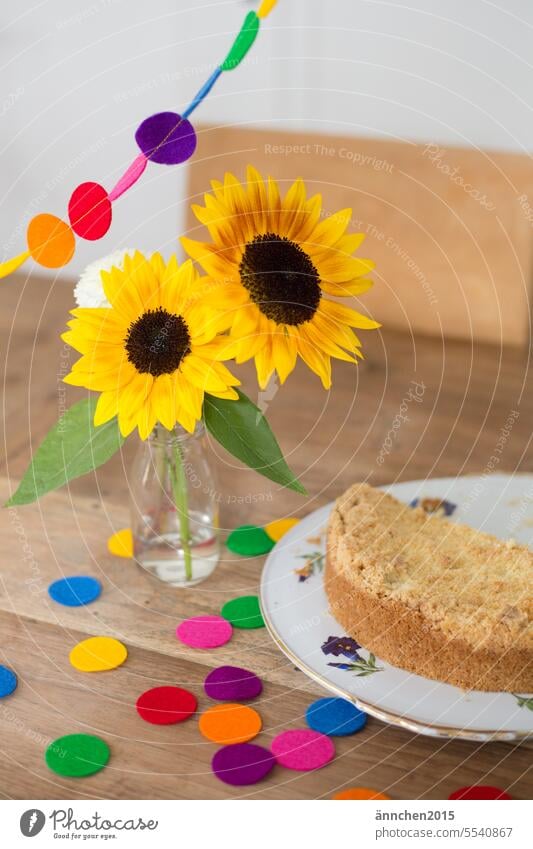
top-left (0, 273), bottom-right (531, 800)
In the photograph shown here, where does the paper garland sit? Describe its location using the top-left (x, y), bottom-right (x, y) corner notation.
top-left (0, 0), bottom-right (279, 280)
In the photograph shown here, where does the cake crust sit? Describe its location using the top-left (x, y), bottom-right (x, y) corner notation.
top-left (325, 483), bottom-right (533, 692)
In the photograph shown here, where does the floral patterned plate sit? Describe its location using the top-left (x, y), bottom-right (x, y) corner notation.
top-left (260, 474), bottom-right (533, 741)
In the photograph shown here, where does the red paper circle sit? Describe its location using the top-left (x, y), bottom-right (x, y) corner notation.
top-left (135, 686), bottom-right (197, 725)
top-left (448, 785), bottom-right (512, 800)
top-left (68, 182), bottom-right (112, 240)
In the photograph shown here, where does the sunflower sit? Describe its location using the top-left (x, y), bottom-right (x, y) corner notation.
top-left (62, 251), bottom-right (239, 439)
top-left (181, 166), bottom-right (380, 389)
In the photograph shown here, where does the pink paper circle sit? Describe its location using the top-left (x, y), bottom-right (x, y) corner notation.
top-left (271, 729), bottom-right (335, 771)
top-left (176, 615), bottom-right (233, 649)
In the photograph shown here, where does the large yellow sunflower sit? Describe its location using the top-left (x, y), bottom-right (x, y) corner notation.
top-left (181, 166), bottom-right (380, 389)
top-left (62, 251), bottom-right (239, 439)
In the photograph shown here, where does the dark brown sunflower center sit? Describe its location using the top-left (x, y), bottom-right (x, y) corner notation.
top-left (125, 307), bottom-right (191, 376)
top-left (239, 233), bottom-right (321, 325)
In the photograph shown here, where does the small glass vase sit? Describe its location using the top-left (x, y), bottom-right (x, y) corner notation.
top-left (130, 423), bottom-right (220, 587)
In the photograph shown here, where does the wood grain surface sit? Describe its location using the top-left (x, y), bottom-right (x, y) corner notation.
top-left (0, 272), bottom-right (532, 799)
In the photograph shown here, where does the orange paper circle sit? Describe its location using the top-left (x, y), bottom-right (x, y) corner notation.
top-left (199, 703), bottom-right (262, 745)
top-left (27, 213), bottom-right (75, 268)
top-left (333, 787), bottom-right (391, 800)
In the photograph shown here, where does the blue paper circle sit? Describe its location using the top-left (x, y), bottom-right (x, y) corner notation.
top-left (305, 697), bottom-right (367, 736)
top-left (0, 665), bottom-right (17, 698)
top-left (48, 576), bottom-right (101, 607)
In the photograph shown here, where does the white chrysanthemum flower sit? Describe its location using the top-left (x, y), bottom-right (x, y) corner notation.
top-left (74, 248), bottom-right (137, 308)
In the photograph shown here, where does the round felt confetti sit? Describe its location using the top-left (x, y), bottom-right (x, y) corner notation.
top-left (135, 111), bottom-right (197, 165)
top-left (45, 733), bottom-right (110, 778)
top-left (107, 528), bottom-right (133, 558)
top-left (448, 785), bottom-right (512, 800)
top-left (48, 575), bottom-right (101, 608)
top-left (176, 615), bottom-right (232, 649)
top-left (136, 686), bottom-right (197, 725)
top-left (199, 703), bottom-right (262, 745)
top-left (68, 182), bottom-right (112, 240)
top-left (306, 697), bottom-right (367, 737)
top-left (333, 787), bottom-right (391, 800)
top-left (204, 665), bottom-right (262, 702)
top-left (212, 743), bottom-right (275, 786)
top-left (226, 524), bottom-right (275, 556)
top-left (69, 636), bottom-right (128, 672)
top-left (221, 595), bottom-right (265, 629)
top-left (27, 213), bottom-right (75, 268)
top-left (0, 665), bottom-right (17, 698)
top-left (264, 517), bottom-right (300, 542)
top-left (271, 729), bottom-right (335, 771)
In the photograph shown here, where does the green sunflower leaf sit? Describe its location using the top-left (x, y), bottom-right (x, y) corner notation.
top-left (6, 396), bottom-right (125, 507)
top-left (203, 389), bottom-right (307, 495)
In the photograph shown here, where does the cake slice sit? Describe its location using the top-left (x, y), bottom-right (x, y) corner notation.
top-left (325, 483), bottom-right (533, 691)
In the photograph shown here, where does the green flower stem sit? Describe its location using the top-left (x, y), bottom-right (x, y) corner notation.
top-left (170, 439), bottom-right (193, 582)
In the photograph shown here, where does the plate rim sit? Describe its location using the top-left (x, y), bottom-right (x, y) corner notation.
top-left (259, 476), bottom-right (533, 743)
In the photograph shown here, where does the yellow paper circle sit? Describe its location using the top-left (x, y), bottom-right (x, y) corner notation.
top-left (27, 213), bottom-right (75, 268)
top-left (69, 636), bottom-right (128, 672)
top-left (264, 517), bottom-right (300, 542)
top-left (257, 0), bottom-right (277, 19)
top-left (107, 528), bottom-right (133, 558)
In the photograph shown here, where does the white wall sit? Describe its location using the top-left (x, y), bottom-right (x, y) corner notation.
top-left (1, 0), bottom-right (532, 278)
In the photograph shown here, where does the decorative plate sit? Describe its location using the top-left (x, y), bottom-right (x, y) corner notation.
top-left (260, 474), bottom-right (533, 741)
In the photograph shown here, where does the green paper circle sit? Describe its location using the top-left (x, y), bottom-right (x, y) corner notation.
top-left (45, 733), bottom-right (110, 778)
top-left (226, 525), bottom-right (275, 556)
top-left (221, 595), bottom-right (265, 629)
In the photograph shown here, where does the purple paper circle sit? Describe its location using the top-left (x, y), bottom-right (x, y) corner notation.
top-left (212, 743), bottom-right (275, 786)
top-left (204, 665), bottom-right (263, 702)
top-left (135, 111), bottom-right (197, 165)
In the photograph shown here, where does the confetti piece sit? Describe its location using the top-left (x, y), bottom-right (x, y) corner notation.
top-left (68, 182), bottom-right (112, 240)
top-left (0, 250), bottom-right (30, 279)
top-left (333, 787), bottom-right (391, 800)
top-left (182, 67), bottom-right (222, 120)
top-left (176, 615), bottom-right (232, 649)
top-left (257, 0), bottom-right (278, 19)
top-left (45, 733), bottom-right (110, 778)
top-left (264, 517), bottom-right (300, 542)
top-left (135, 112), bottom-right (197, 165)
top-left (226, 524), bottom-right (274, 556)
top-left (0, 665), bottom-right (17, 698)
top-left (107, 528), bottom-right (133, 558)
top-left (306, 697), bottom-right (367, 737)
top-left (136, 686), bottom-right (197, 725)
top-left (48, 575), bottom-right (101, 607)
top-left (204, 665), bottom-right (263, 702)
top-left (212, 743), bottom-right (275, 786)
top-left (221, 11), bottom-right (260, 72)
top-left (271, 729), bottom-right (335, 771)
top-left (27, 213), bottom-right (75, 268)
top-left (69, 636), bottom-right (128, 672)
top-left (108, 153), bottom-right (147, 202)
top-left (448, 785), bottom-right (512, 800)
top-left (221, 595), bottom-right (264, 629)
top-left (200, 703), bottom-right (262, 745)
